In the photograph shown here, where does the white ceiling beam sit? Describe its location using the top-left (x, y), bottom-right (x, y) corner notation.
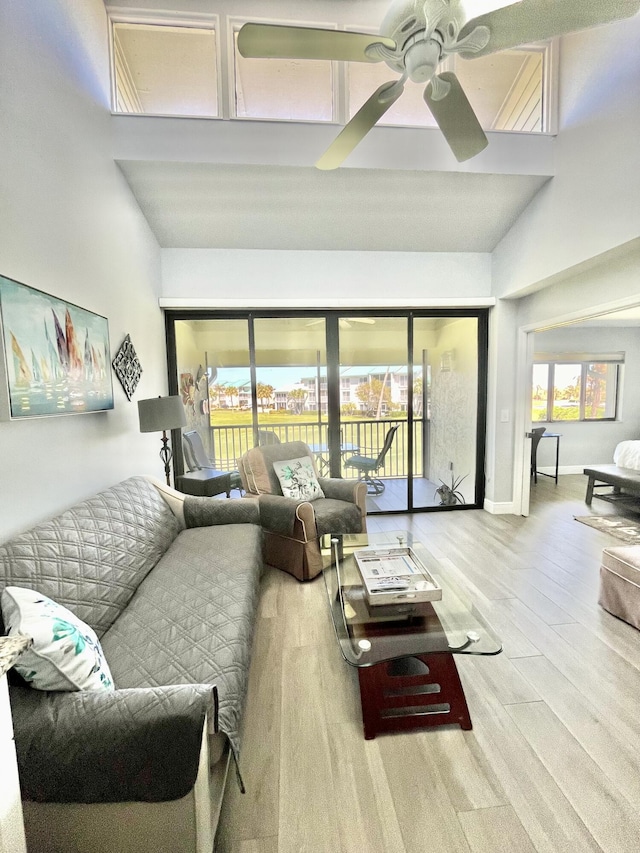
top-left (112, 114), bottom-right (554, 177)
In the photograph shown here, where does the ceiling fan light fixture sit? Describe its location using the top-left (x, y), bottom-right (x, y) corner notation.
top-left (404, 37), bottom-right (441, 83)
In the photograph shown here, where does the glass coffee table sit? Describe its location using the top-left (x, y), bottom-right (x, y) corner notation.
top-left (320, 531), bottom-right (502, 739)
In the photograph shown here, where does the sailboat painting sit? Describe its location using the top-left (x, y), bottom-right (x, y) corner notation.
top-left (0, 275), bottom-right (114, 418)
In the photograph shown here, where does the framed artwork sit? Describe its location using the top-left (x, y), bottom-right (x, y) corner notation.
top-left (0, 274), bottom-right (114, 419)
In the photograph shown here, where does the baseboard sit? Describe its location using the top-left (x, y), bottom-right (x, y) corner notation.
top-left (537, 466), bottom-right (584, 475)
top-left (483, 499), bottom-right (517, 515)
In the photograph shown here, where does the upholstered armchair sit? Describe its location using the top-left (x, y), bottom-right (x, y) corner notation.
top-left (237, 441), bottom-right (367, 581)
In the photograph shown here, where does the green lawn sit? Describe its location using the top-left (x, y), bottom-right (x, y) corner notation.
top-left (209, 409), bottom-right (407, 427)
top-left (206, 410), bottom-right (423, 476)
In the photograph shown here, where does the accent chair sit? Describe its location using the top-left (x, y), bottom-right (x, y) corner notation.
top-left (237, 440), bottom-right (367, 581)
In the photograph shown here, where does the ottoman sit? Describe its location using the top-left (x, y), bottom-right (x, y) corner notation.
top-left (599, 546), bottom-right (640, 630)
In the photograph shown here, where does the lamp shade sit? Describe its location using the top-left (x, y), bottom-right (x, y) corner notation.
top-left (138, 396), bottom-right (186, 433)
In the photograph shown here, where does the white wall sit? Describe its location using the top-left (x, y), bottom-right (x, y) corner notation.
top-left (161, 249), bottom-right (492, 303)
top-left (515, 244), bottom-right (640, 327)
top-left (483, 15), bottom-right (640, 509)
top-left (492, 15), bottom-right (640, 297)
top-left (484, 298), bottom-right (519, 508)
top-left (0, 0), bottom-right (166, 541)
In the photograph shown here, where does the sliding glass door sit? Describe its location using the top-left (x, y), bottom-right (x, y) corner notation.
top-left (167, 310), bottom-right (487, 514)
top-left (337, 316), bottom-right (409, 512)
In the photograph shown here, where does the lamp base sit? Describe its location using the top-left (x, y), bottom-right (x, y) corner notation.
top-left (159, 431), bottom-right (173, 487)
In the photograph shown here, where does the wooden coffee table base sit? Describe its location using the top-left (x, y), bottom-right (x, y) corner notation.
top-left (357, 652), bottom-right (472, 740)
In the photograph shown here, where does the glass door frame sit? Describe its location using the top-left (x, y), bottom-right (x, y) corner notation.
top-left (165, 308), bottom-right (489, 514)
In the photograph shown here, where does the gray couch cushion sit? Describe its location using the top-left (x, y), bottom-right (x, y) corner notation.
top-left (0, 477), bottom-right (180, 637)
top-left (100, 523), bottom-right (263, 759)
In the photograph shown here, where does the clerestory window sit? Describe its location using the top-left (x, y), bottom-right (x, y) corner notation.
top-left (111, 20), bottom-right (219, 117)
top-left (108, 14), bottom-right (554, 135)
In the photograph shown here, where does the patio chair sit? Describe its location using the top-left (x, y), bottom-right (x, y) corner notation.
top-left (344, 425), bottom-right (400, 495)
top-left (257, 429), bottom-right (281, 446)
top-left (183, 430), bottom-right (216, 471)
top-left (237, 440), bottom-right (367, 581)
top-left (182, 430), bottom-right (242, 494)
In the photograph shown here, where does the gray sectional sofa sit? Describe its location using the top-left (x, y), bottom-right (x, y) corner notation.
top-left (0, 475), bottom-right (264, 853)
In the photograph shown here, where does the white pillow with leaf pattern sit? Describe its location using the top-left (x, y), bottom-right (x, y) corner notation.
top-left (1, 586), bottom-right (114, 691)
top-left (272, 456), bottom-right (325, 501)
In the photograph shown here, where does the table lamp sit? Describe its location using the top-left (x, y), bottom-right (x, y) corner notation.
top-left (138, 395), bottom-right (187, 486)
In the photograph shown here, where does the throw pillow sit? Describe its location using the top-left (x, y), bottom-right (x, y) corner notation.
top-left (1, 586), bottom-right (114, 691)
top-left (272, 456), bottom-right (325, 501)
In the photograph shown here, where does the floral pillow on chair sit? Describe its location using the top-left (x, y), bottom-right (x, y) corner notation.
top-left (272, 456), bottom-right (325, 501)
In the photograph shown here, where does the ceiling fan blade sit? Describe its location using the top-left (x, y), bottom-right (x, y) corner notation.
top-left (424, 72), bottom-right (488, 162)
top-left (237, 23), bottom-right (396, 62)
top-left (458, 0), bottom-right (640, 58)
top-left (316, 80), bottom-right (404, 170)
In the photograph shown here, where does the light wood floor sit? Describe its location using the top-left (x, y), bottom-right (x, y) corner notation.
top-left (216, 475), bottom-right (640, 853)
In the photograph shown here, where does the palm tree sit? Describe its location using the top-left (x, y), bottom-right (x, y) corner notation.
top-left (226, 385), bottom-right (238, 408)
top-left (257, 382), bottom-right (275, 412)
top-left (287, 387), bottom-right (308, 414)
top-left (211, 384), bottom-right (227, 409)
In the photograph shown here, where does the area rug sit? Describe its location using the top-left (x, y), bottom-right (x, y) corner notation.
top-left (574, 515), bottom-right (640, 544)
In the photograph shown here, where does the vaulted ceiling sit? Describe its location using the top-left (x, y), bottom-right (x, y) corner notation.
top-left (106, 1), bottom-right (625, 252)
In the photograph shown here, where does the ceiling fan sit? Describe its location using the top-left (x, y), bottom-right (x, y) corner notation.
top-left (238, 0), bottom-right (640, 169)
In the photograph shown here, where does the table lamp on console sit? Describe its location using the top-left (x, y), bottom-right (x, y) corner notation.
top-left (138, 395), bottom-right (187, 486)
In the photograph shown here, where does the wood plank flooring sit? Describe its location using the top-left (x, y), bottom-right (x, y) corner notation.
top-left (215, 475), bottom-right (640, 853)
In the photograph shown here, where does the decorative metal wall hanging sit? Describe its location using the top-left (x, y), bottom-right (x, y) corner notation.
top-left (112, 333), bottom-right (142, 400)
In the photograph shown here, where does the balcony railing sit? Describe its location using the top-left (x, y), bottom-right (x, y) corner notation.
top-left (202, 418), bottom-right (426, 479)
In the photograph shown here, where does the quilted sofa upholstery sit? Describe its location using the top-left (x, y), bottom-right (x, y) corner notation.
top-left (0, 476), bottom-right (264, 853)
